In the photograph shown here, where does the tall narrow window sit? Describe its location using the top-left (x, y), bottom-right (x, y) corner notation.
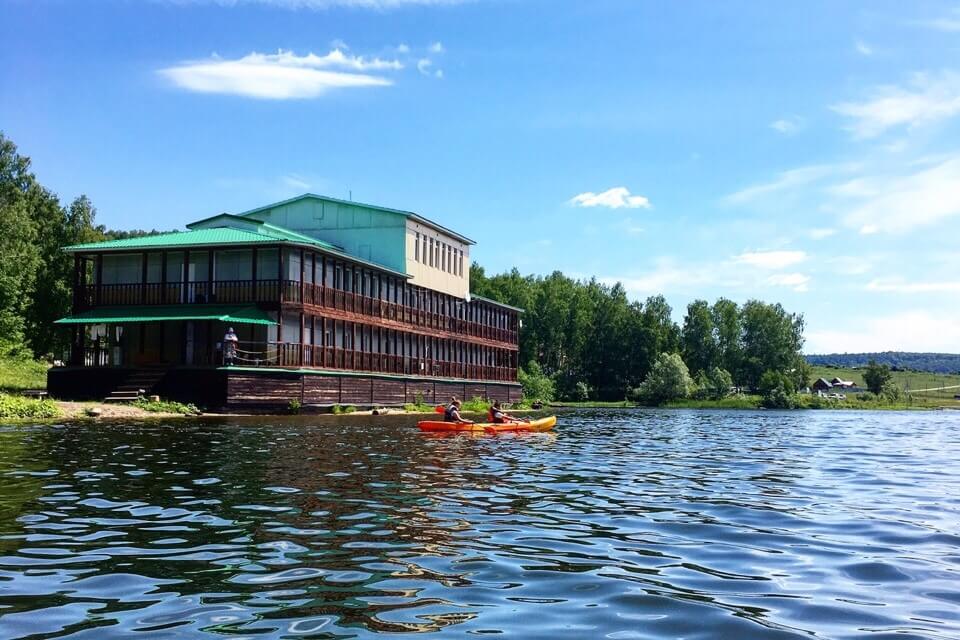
top-left (429, 238), bottom-right (434, 267)
top-left (441, 242), bottom-right (446, 272)
top-left (414, 232), bottom-right (420, 262)
top-left (422, 235), bottom-right (427, 264)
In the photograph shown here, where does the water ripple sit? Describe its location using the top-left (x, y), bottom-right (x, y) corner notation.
top-left (0, 409), bottom-right (958, 638)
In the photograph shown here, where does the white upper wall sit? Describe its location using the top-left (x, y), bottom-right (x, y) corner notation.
top-left (405, 219), bottom-right (470, 298)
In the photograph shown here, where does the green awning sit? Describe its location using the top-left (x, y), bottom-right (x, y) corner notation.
top-left (54, 305), bottom-right (276, 326)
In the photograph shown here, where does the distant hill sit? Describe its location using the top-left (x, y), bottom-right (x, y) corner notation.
top-left (805, 352), bottom-right (960, 375)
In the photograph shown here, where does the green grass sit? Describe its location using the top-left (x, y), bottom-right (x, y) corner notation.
top-left (666, 395), bottom-right (762, 409)
top-left (0, 357), bottom-right (49, 393)
top-left (550, 400), bottom-right (636, 408)
top-left (810, 365), bottom-right (960, 406)
top-left (132, 397), bottom-right (201, 415)
top-left (0, 393), bottom-right (61, 419)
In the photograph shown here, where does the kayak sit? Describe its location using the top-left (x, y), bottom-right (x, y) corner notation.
top-left (417, 415), bottom-right (557, 433)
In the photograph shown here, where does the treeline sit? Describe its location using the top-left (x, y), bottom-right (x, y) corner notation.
top-left (472, 265), bottom-right (809, 402)
top-left (806, 352), bottom-right (960, 375)
top-left (0, 133), bottom-right (170, 359)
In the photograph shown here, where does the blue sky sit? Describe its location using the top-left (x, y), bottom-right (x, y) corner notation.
top-left (3, 0), bottom-right (960, 353)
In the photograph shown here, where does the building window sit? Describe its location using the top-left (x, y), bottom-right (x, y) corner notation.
top-left (422, 234), bottom-right (427, 264)
top-left (415, 232), bottom-right (420, 262)
top-left (429, 237), bottom-right (434, 267)
top-left (458, 250), bottom-right (464, 277)
top-left (441, 242), bottom-right (446, 272)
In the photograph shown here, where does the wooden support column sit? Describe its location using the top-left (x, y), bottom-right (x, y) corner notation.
top-left (299, 312), bottom-right (305, 366)
top-left (278, 247), bottom-right (285, 304)
top-left (95, 253), bottom-right (103, 306)
top-left (299, 248), bottom-right (305, 304)
top-left (160, 250), bottom-right (168, 304)
top-left (141, 252), bottom-right (148, 304)
top-left (207, 250), bottom-right (214, 303)
top-left (72, 254), bottom-right (81, 311)
top-left (251, 247), bottom-right (258, 301)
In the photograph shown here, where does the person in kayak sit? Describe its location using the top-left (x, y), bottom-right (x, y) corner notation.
top-left (444, 399), bottom-right (473, 424)
top-left (488, 400), bottom-right (529, 424)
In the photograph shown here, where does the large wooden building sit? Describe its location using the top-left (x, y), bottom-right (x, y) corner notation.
top-left (48, 194), bottom-right (522, 408)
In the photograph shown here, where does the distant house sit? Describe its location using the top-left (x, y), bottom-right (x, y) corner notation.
top-left (812, 378), bottom-right (832, 393)
top-left (830, 377), bottom-right (857, 389)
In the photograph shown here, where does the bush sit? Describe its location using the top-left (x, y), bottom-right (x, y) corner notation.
top-left (630, 353), bottom-right (695, 406)
top-left (518, 361), bottom-right (555, 403)
top-left (132, 397), bottom-right (201, 415)
top-left (880, 380), bottom-right (902, 402)
top-left (0, 393), bottom-right (60, 419)
top-left (694, 367), bottom-right (733, 401)
top-left (288, 399), bottom-right (302, 414)
top-left (759, 370), bottom-right (796, 409)
top-left (572, 381), bottom-right (592, 402)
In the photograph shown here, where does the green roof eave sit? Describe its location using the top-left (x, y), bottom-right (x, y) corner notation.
top-left (471, 294), bottom-right (524, 313)
top-left (54, 305), bottom-right (276, 326)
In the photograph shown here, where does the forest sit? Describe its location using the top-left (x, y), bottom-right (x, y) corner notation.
top-left (1, 131), bottom-right (809, 404)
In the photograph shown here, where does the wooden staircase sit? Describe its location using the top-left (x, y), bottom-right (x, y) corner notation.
top-left (104, 369), bottom-right (167, 402)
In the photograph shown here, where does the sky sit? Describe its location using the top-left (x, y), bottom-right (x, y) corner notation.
top-left (2, 0), bottom-right (960, 354)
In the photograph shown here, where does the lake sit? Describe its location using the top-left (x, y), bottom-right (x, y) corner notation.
top-left (1, 409), bottom-right (959, 639)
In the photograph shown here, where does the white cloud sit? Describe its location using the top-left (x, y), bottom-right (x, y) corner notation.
top-left (733, 250), bottom-right (808, 269)
top-left (158, 49), bottom-right (400, 99)
top-left (855, 39), bottom-right (873, 56)
top-left (832, 71), bottom-right (960, 138)
top-left (770, 116), bottom-right (803, 135)
top-left (415, 58), bottom-right (443, 78)
top-left (429, 41), bottom-right (445, 53)
top-left (396, 43), bottom-right (410, 53)
top-left (569, 187), bottom-right (651, 209)
top-left (724, 164), bottom-right (852, 205)
top-left (765, 272), bottom-right (810, 292)
top-left (827, 255), bottom-right (871, 275)
top-left (915, 9), bottom-right (960, 32)
top-left (866, 277), bottom-right (960, 293)
top-left (831, 156), bottom-right (960, 234)
top-left (807, 310), bottom-right (960, 353)
top-left (809, 227), bottom-right (836, 239)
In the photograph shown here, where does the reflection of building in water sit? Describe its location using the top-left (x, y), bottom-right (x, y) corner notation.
top-left (49, 193), bottom-right (522, 409)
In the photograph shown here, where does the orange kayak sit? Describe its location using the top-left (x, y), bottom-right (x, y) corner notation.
top-left (417, 415), bottom-right (557, 434)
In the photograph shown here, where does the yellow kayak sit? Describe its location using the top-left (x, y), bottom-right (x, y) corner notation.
top-left (417, 415), bottom-right (557, 434)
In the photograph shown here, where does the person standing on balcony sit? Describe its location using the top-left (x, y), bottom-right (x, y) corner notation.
top-left (223, 327), bottom-right (239, 365)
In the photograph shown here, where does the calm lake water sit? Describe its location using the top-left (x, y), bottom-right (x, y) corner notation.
top-left (1, 410), bottom-right (959, 639)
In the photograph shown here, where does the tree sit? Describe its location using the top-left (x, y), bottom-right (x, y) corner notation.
top-left (631, 353), bottom-right (694, 405)
top-left (739, 300), bottom-right (805, 390)
top-left (682, 299), bottom-right (717, 376)
top-left (759, 370), bottom-right (796, 409)
top-left (518, 361), bottom-right (555, 403)
top-left (695, 367), bottom-right (733, 400)
top-left (863, 359), bottom-right (892, 395)
top-left (712, 298), bottom-right (741, 382)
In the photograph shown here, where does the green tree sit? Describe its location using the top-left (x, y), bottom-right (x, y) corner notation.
top-left (695, 367), bottom-right (733, 400)
top-left (712, 298), bottom-right (741, 381)
top-left (682, 299), bottom-right (718, 376)
top-left (759, 370), bottom-right (796, 409)
top-left (739, 300), bottom-right (805, 390)
top-left (518, 361), bottom-right (555, 402)
top-left (863, 359), bottom-right (892, 394)
top-left (631, 353), bottom-right (694, 405)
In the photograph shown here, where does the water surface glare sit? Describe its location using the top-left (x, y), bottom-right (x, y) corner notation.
top-left (1, 410), bottom-right (959, 639)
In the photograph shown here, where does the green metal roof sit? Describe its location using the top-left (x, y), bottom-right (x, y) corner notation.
top-left (237, 193), bottom-right (477, 245)
top-left (54, 305), bottom-right (276, 325)
top-left (63, 226), bottom-right (339, 253)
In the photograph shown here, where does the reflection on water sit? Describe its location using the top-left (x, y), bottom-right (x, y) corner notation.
top-left (1, 410), bottom-right (959, 639)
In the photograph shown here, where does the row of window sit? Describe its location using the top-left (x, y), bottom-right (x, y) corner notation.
top-left (414, 232), bottom-right (464, 277)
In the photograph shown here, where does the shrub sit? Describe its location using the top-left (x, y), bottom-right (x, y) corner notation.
top-left (132, 397), bottom-right (201, 415)
top-left (630, 353), bottom-right (695, 406)
top-left (759, 370), bottom-right (796, 409)
top-left (694, 367), bottom-right (733, 401)
top-left (518, 362), bottom-right (555, 403)
top-left (572, 381), bottom-right (593, 402)
top-left (0, 393), bottom-right (60, 419)
top-left (288, 399), bottom-right (302, 415)
top-left (880, 380), bottom-right (902, 402)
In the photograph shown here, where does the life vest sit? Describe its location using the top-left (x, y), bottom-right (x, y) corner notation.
top-left (444, 404), bottom-right (458, 422)
top-left (490, 407), bottom-right (506, 424)
top-left (488, 407), bottom-right (496, 423)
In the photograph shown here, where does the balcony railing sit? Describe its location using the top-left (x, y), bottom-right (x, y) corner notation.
top-left (231, 342), bottom-right (516, 382)
top-left (79, 280), bottom-right (519, 344)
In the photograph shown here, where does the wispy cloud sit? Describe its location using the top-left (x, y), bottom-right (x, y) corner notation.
top-left (158, 48), bottom-right (400, 99)
top-left (770, 115), bottom-right (803, 135)
top-left (808, 227), bottom-right (836, 239)
top-left (855, 39), bottom-right (873, 56)
top-left (733, 250), bottom-right (808, 269)
top-left (766, 272), bottom-right (810, 292)
top-left (724, 164), bottom-right (851, 205)
top-left (914, 8), bottom-right (960, 32)
top-left (832, 71), bottom-right (960, 138)
top-left (569, 187), bottom-right (651, 209)
top-left (830, 156), bottom-right (960, 234)
top-left (866, 277), bottom-right (960, 293)
top-left (806, 310), bottom-right (960, 353)
top-left (416, 58), bottom-right (443, 78)
top-left (429, 41), bottom-right (445, 53)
